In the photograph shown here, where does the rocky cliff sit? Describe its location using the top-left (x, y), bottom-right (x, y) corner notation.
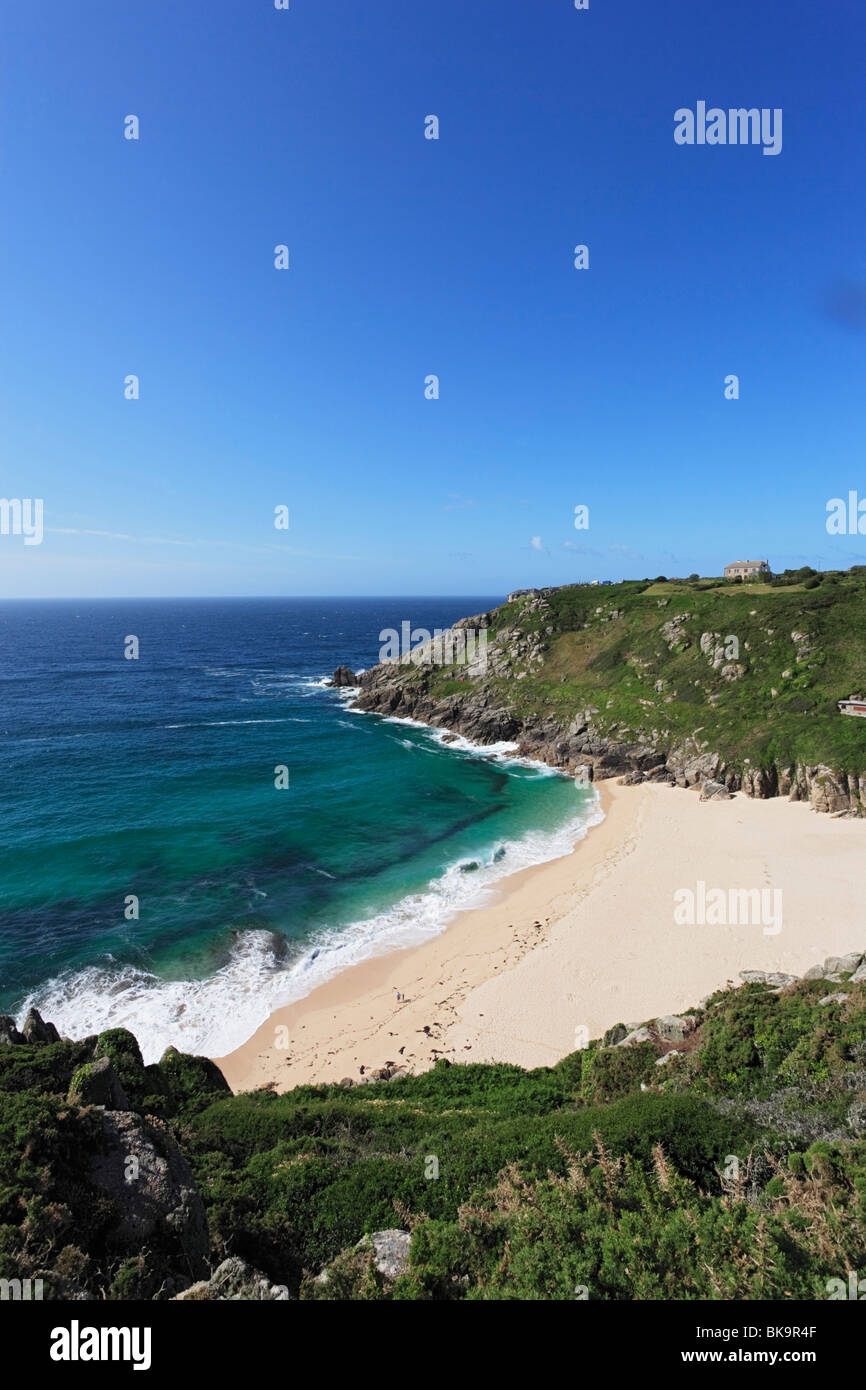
top-left (348, 578), bottom-right (866, 815)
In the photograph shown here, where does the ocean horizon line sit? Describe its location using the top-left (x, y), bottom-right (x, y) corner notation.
top-left (0, 592), bottom-right (508, 604)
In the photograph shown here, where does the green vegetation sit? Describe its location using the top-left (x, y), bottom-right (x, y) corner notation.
top-left (414, 569), bottom-right (866, 782)
top-left (1, 976), bottom-right (865, 1299)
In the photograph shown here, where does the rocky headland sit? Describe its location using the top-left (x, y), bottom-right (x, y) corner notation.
top-left (342, 580), bottom-right (866, 815)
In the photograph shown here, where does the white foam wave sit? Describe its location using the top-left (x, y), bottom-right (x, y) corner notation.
top-left (18, 790), bottom-right (602, 1065)
top-left (376, 712), bottom-right (560, 775)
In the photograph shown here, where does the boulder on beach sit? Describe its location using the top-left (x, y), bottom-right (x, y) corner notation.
top-left (701, 779), bottom-right (732, 800)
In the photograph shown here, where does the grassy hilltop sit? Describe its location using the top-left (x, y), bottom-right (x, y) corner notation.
top-left (2, 964), bottom-right (866, 1300)
top-left (355, 567), bottom-right (866, 809)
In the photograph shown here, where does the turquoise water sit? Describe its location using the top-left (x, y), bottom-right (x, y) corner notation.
top-left (0, 598), bottom-right (598, 1060)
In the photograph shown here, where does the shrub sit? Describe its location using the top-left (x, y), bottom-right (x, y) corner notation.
top-left (94, 1029), bottom-right (149, 1107)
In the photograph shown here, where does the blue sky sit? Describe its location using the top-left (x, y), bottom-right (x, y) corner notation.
top-left (1, 0), bottom-right (864, 597)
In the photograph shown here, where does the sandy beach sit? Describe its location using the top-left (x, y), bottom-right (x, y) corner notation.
top-left (216, 781), bottom-right (865, 1093)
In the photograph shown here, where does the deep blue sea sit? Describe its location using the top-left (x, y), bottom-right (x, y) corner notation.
top-left (0, 598), bottom-right (598, 1061)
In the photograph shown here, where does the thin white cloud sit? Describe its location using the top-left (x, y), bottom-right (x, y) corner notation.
top-left (49, 528), bottom-right (134, 540)
top-left (45, 528), bottom-right (361, 561)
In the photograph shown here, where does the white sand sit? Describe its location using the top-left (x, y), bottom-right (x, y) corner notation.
top-left (216, 781), bottom-right (864, 1092)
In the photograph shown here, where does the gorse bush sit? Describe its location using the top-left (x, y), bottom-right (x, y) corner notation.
top-left (389, 1141), bottom-right (865, 1302)
top-left (1, 977), bottom-right (865, 1299)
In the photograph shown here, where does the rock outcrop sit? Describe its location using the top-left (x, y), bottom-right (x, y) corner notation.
top-left (68, 1056), bottom-right (130, 1110)
top-left (346, 602), bottom-right (865, 816)
top-left (88, 1110), bottom-right (209, 1277)
top-left (0, 1011), bottom-right (232, 1299)
top-left (364, 1229), bottom-right (411, 1282)
top-left (804, 953), bottom-right (864, 983)
top-left (22, 1007), bottom-right (60, 1044)
top-left (313, 1228), bottom-right (412, 1291)
top-left (739, 970), bottom-right (798, 988)
top-left (599, 956), bottom-right (864, 1070)
top-left (175, 1257), bottom-right (289, 1301)
top-left (1, 1007), bottom-right (63, 1046)
top-left (701, 779), bottom-right (732, 801)
top-left (0, 1015), bottom-right (24, 1045)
